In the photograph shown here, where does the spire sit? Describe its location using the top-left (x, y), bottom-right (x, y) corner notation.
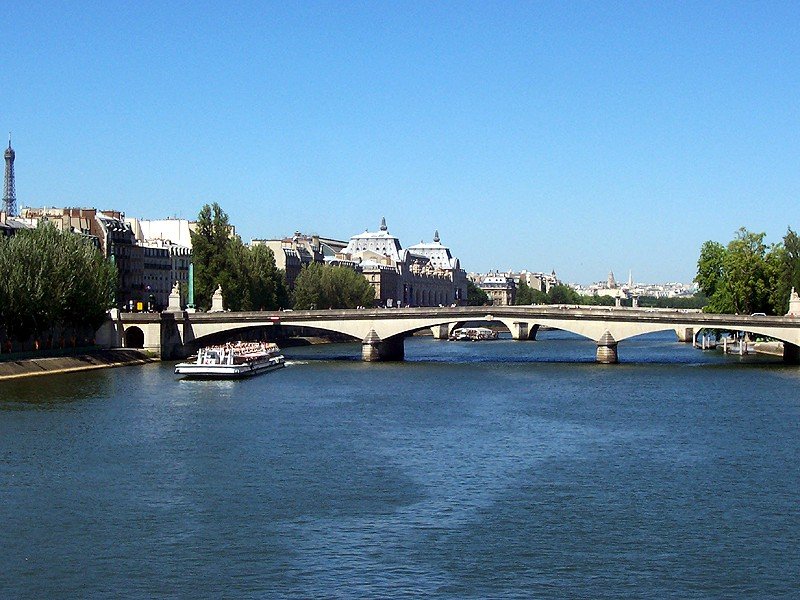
top-left (380, 217), bottom-right (387, 231)
top-left (3, 132), bottom-right (16, 216)
top-left (433, 229), bottom-right (440, 243)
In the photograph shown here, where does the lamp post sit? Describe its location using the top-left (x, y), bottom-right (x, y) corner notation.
top-left (187, 262), bottom-right (196, 312)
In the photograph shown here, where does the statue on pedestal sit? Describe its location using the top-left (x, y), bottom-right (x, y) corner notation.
top-left (209, 285), bottom-right (225, 312)
top-left (787, 287), bottom-right (800, 316)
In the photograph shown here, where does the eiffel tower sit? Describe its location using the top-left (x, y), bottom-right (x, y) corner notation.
top-left (3, 134), bottom-right (16, 216)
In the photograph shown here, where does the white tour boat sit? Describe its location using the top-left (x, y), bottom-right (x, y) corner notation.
top-left (448, 327), bottom-right (499, 341)
top-left (175, 342), bottom-right (285, 379)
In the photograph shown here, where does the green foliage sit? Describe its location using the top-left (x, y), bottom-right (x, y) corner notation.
top-left (466, 280), bottom-right (490, 306)
top-left (695, 226), bottom-right (798, 315)
top-left (293, 263), bottom-right (375, 309)
top-left (695, 241), bottom-right (725, 298)
top-left (519, 280), bottom-right (625, 306)
top-left (249, 244), bottom-right (288, 310)
top-left (547, 284), bottom-right (581, 305)
top-left (637, 294), bottom-right (708, 309)
top-left (510, 278), bottom-right (624, 306)
top-left (695, 240), bottom-right (733, 313)
top-left (769, 227), bottom-right (800, 315)
top-left (190, 204), bottom-right (288, 311)
top-left (0, 223), bottom-right (116, 343)
top-left (581, 294), bottom-right (617, 306)
top-left (764, 244), bottom-right (790, 315)
top-left (531, 289), bottom-right (548, 303)
top-left (515, 279), bottom-right (531, 305)
top-left (219, 236), bottom-right (251, 311)
top-left (723, 228), bottom-right (770, 314)
top-left (190, 203), bottom-right (233, 311)
top-left (783, 228), bottom-right (800, 292)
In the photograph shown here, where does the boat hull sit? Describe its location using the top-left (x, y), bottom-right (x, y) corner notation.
top-left (175, 357), bottom-right (285, 379)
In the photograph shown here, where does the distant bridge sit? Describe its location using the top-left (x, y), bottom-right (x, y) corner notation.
top-left (96, 306), bottom-right (800, 364)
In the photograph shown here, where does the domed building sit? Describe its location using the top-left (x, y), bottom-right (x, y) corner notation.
top-left (336, 219), bottom-right (467, 307)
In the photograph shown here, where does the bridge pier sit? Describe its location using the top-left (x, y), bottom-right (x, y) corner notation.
top-left (362, 330), bottom-right (404, 362)
top-left (430, 324), bottom-right (456, 340)
top-left (596, 331), bottom-right (618, 364)
top-left (510, 322), bottom-right (538, 340)
top-left (675, 327), bottom-right (695, 343)
top-left (784, 342), bottom-right (800, 365)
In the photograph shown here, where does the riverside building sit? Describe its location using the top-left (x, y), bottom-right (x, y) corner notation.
top-left (335, 219), bottom-right (467, 307)
top-left (470, 272), bottom-right (517, 306)
top-left (250, 233), bottom-right (348, 289)
top-left (127, 218), bottom-right (193, 309)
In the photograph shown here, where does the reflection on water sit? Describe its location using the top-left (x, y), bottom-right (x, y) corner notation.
top-left (0, 370), bottom-right (116, 408)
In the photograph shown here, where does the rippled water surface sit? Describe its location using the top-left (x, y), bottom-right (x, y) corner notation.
top-left (2, 332), bottom-right (799, 598)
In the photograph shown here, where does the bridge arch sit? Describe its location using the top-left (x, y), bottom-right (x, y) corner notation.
top-left (183, 324), bottom-right (285, 351)
top-left (124, 326), bottom-right (145, 349)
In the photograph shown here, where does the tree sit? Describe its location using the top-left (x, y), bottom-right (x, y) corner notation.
top-left (695, 240), bottom-right (731, 313)
top-left (783, 228), bottom-right (800, 293)
top-left (190, 203), bottom-right (233, 311)
top-left (531, 289), bottom-right (548, 304)
top-left (247, 244), bottom-right (277, 310)
top-left (765, 244), bottom-right (790, 315)
top-left (248, 244), bottom-right (288, 310)
top-left (293, 263), bottom-right (375, 309)
top-left (0, 223), bottom-right (116, 345)
top-left (547, 284), bottom-right (581, 305)
top-left (721, 228), bottom-right (770, 314)
top-left (466, 280), bottom-right (490, 306)
top-left (63, 233), bottom-right (118, 331)
top-left (695, 227), bottom-right (794, 315)
top-left (637, 294), bottom-right (707, 309)
top-left (219, 236), bottom-right (251, 311)
top-left (189, 205), bottom-right (288, 312)
top-left (515, 279), bottom-right (533, 305)
top-left (768, 227), bottom-right (800, 315)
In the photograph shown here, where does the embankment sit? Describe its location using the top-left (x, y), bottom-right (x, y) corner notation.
top-left (754, 341), bottom-right (784, 357)
top-left (0, 349), bottom-right (157, 380)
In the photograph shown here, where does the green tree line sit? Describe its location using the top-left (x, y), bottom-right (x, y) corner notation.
top-left (515, 281), bottom-right (618, 306)
top-left (696, 227), bottom-right (800, 315)
top-left (0, 223), bottom-right (117, 347)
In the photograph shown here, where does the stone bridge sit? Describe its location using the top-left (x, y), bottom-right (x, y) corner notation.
top-left (96, 306), bottom-right (800, 364)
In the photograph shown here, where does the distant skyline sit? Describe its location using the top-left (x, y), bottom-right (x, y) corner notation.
top-left (3, 2), bottom-right (798, 284)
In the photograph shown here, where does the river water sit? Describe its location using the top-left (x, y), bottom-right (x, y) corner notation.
top-left (1, 331), bottom-right (799, 599)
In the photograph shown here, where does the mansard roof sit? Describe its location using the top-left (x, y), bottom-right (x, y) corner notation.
top-left (344, 220), bottom-right (403, 260)
top-left (407, 235), bottom-right (458, 270)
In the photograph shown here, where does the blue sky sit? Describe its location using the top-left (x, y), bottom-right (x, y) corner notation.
top-left (3, 1), bottom-right (798, 284)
